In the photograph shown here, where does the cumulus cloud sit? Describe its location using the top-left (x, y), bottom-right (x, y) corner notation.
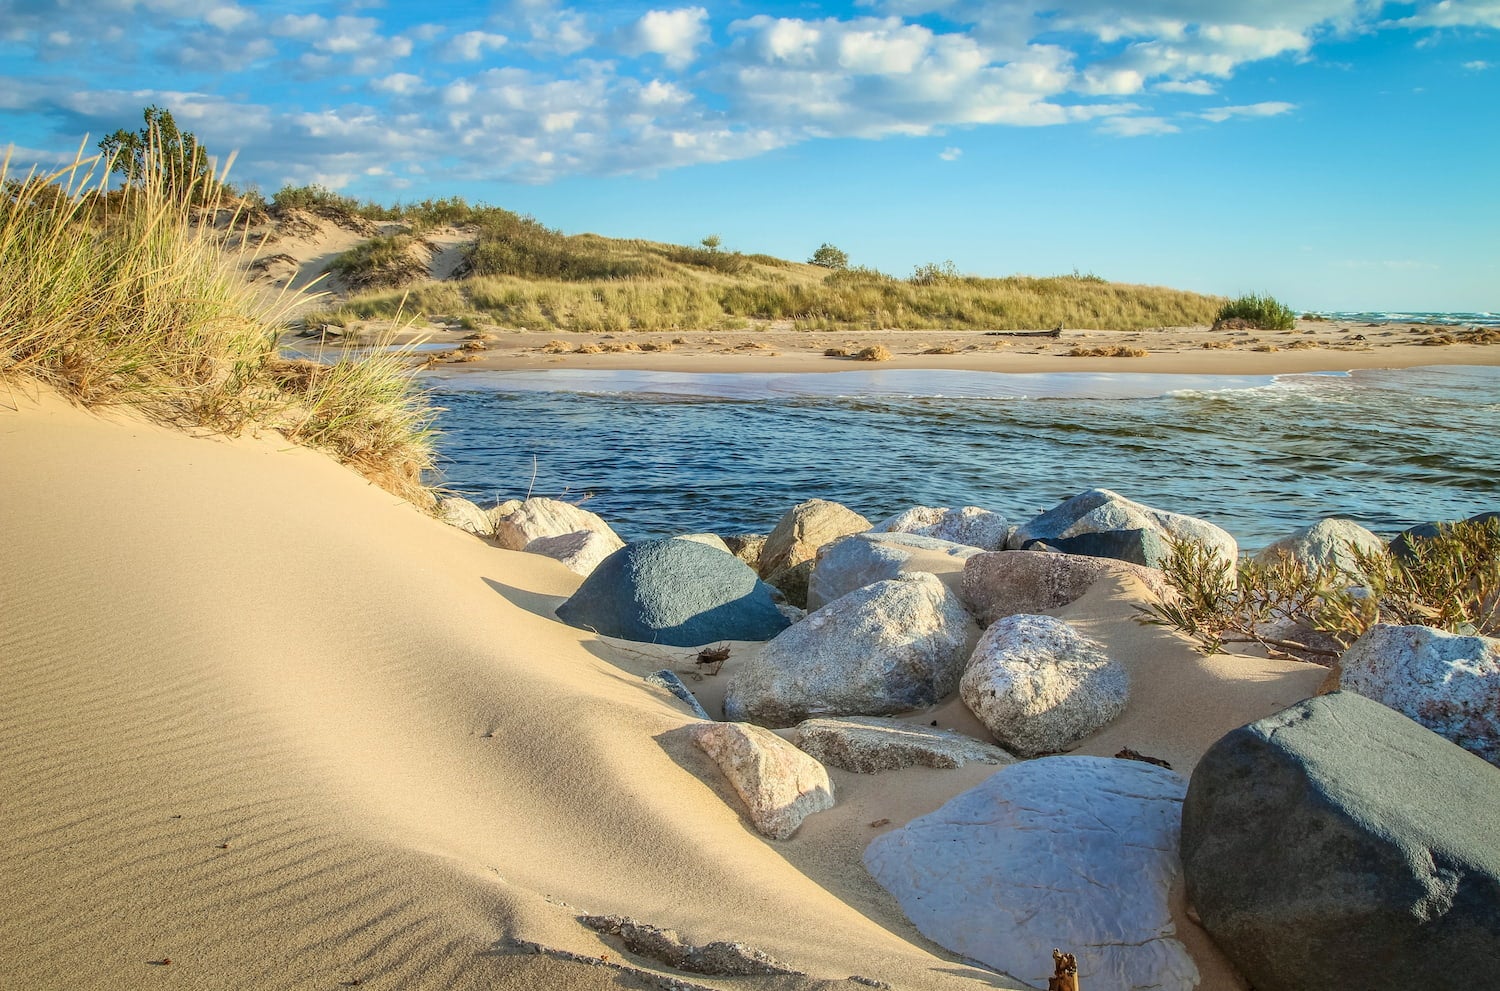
top-left (624, 7), bottom-right (710, 68)
top-left (939, 146), bottom-right (962, 160)
top-left (1098, 115), bottom-right (1180, 136)
top-left (1391, 0), bottom-right (1500, 29)
top-left (1156, 79), bottom-right (1217, 94)
top-left (442, 30), bottom-right (508, 61)
top-left (1464, 59), bottom-right (1494, 69)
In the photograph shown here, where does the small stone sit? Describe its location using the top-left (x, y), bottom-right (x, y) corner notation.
top-left (791, 716), bottom-right (1016, 773)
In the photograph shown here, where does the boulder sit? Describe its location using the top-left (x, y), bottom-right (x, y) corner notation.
top-left (1338, 623), bottom-right (1500, 764)
top-left (437, 496), bottom-right (494, 537)
top-left (493, 497), bottom-right (622, 553)
top-left (1181, 691), bottom-right (1500, 991)
top-left (791, 716), bottom-right (1015, 773)
top-left (673, 533), bottom-right (732, 554)
top-left (690, 721), bottom-right (834, 839)
top-left (764, 560), bottom-right (813, 610)
top-left (555, 539), bottom-right (790, 647)
top-left (864, 756), bottom-right (1198, 991)
top-left (644, 669), bottom-right (712, 721)
top-left (525, 529), bottom-right (619, 576)
top-left (1009, 488), bottom-right (1237, 569)
top-left (806, 531), bottom-right (981, 611)
top-left (1024, 528), bottom-right (1169, 570)
top-left (758, 499), bottom-right (871, 579)
top-left (960, 550), bottom-right (1168, 627)
top-left (960, 614), bottom-right (1128, 757)
top-left (722, 533), bottom-right (766, 572)
top-left (1390, 510), bottom-right (1499, 561)
top-left (1254, 517), bottom-right (1385, 578)
top-left (875, 505), bottom-right (1010, 551)
top-left (724, 573), bottom-right (979, 729)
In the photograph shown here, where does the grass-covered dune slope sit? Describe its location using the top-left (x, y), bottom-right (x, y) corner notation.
top-left (270, 185), bottom-right (1227, 334)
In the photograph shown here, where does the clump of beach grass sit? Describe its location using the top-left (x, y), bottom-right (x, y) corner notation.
top-left (0, 143), bottom-right (436, 506)
top-left (855, 345), bottom-right (892, 361)
top-left (1213, 293), bottom-right (1296, 331)
top-left (1068, 344), bottom-right (1148, 357)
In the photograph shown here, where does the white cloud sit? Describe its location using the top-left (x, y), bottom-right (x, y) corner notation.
top-left (1464, 59), bottom-right (1494, 69)
top-left (1392, 0), bottom-right (1500, 29)
top-left (203, 5), bottom-right (253, 32)
top-left (1197, 100), bottom-right (1296, 122)
top-left (1098, 115), bottom-right (1180, 136)
top-left (371, 73), bottom-right (425, 95)
top-left (442, 30), bottom-right (508, 61)
top-left (939, 146), bottom-right (962, 160)
top-left (624, 7), bottom-right (709, 68)
top-left (1156, 79), bottom-right (1217, 94)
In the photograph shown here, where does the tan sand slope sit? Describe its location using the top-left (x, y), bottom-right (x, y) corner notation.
top-left (0, 389), bottom-right (1328, 990)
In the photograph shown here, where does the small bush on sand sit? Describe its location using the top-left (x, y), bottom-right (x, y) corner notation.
top-left (1214, 293), bottom-right (1295, 331)
top-left (1139, 519), bottom-right (1500, 659)
top-left (328, 234), bottom-right (431, 292)
top-left (809, 243), bottom-right (849, 270)
top-left (0, 144), bottom-right (435, 506)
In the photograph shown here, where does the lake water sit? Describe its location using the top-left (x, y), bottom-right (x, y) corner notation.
top-left (423, 364), bottom-right (1499, 553)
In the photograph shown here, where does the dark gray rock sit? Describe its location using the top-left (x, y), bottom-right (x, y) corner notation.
top-left (1022, 528), bottom-right (1168, 569)
top-left (1181, 691), bottom-right (1500, 991)
top-left (644, 669), bottom-right (713, 720)
top-left (1391, 511), bottom-right (1500, 561)
top-left (1009, 488), bottom-right (1237, 569)
top-left (555, 539), bottom-right (790, 647)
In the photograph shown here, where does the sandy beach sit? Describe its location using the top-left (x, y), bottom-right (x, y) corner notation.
top-left (1, 382), bottom-right (1339, 990)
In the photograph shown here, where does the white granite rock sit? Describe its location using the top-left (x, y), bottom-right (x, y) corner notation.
top-left (960, 614), bottom-right (1128, 756)
top-left (960, 550), bottom-right (1168, 627)
top-left (1254, 517), bottom-right (1385, 579)
top-left (864, 756), bottom-right (1197, 991)
top-left (1339, 623), bottom-right (1500, 765)
top-left (724, 573), bottom-right (980, 728)
top-left (876, 505), bottom-right (1011, 551)
top-left (493, 497), bottom-right (623, 553)
top-left (524, 529), bottom-right (621, 577)
top-left (437, 496), bottom-right (494, 537)
top-left (690, 721), bottom-right (834, 839)
top-left (791, 716), bottom-right (1016, 773)
top-left (1009, 488), bottom-right (1237, 569)
top-left (807, 531), bottom-right (981, 611)
top-left (758, 499), bottom-right (871, 579)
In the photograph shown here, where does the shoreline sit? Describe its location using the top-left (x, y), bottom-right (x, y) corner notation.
top-left (290, 320), bottom-right (1500, 378)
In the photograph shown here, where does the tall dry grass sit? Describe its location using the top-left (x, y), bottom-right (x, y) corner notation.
top-left (0, 145), bottom-right (436, 506)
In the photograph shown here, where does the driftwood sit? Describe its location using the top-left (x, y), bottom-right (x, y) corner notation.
top-left (1047, 949), bottom-right (1079, 991)
top-left (984, 328), bottom-right (1063, 338)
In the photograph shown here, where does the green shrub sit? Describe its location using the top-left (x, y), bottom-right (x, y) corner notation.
top-left (809, 243), bottom-right (849, 269)
top-left (1214, 293), bottom-right (1296, 330)
top-left (328, 234), bottom-right (430, 291)
top-left (1139, 519), bottom-right (1500, 658)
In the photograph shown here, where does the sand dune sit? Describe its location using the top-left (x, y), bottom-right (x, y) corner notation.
top-left (0, 389), bottom-right (1327, 990)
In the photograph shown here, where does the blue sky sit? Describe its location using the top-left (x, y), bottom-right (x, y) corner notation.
top-left (3, 0), bottom-right (1497, 311)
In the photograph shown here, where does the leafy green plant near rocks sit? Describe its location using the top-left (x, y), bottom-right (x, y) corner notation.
top-left (1140, 518), bottom-right (1500, 658)
top-left (1213, 293), bottom-right (1296, 331)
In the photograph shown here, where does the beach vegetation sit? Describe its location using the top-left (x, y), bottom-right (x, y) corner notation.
top-left (328, 234), bottom-right (432, 292)
top-left (1140, 519), bottom-right (1500, 658)
top-left (809, 243), bottom-right (849, 270)
top-left (0, 142), bottom-right (436, 507)
top-left (910, 259), bottom-right (960, 285)
top-left (1214, 293), bottom-right (1296, 331)
top-left (98, 105), bottom-right (219, 205)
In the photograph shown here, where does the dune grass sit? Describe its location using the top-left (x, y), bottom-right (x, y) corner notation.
top-left (0, 147), bottom-right (436, 506)
top-left (1214, 293), bottom-right (1296, 331)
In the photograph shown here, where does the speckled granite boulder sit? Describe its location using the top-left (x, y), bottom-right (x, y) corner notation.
top-left (807, 531), bottom-right (980, 611)
top-left (437, 496), bottom-right (494, 537)
top-left (960, 614), bottom-right (1128, 756)
top-left (791, 716), bottom-right (1015, 773)
top-left (758, 499), bottom-right (871, 579)
top-left (960, 550), bottom-right (1168, 627)
top-left (1181, 691), bottom-right (1500, 991)
top-left (525, 529), bottom-right (619, 576)
top-left (1254, 517), bottom-right (1385, 578)
top-left (1009, 488), bottom-right (1236, 569)
top-left (865, 756), bottom-right (1197, 991)
top-left (493, 497), bottom-right (622, 553)
top-left (691, 721), bottom-right (834, 839)
top-left (724, 573), bottom-right (979, 728)
top-left (1338, 623), bottom-right (1500, 764)
top-left (875, 505), bottom-right (1010, 551)
top-left (555, 538), bottom-right (789, 647)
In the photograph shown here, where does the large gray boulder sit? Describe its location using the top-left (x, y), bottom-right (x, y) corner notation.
top-left (1339, 624), bottom-right (1500, 764)
top-left (960, 549), bottom-right (1168, 627)
top-left (1009, 488), bottom-right (1237, 569)
top-left (875, 505), bottom-right (1011, 551)
top-left (960, 614), bottom-right (1128, 757)
top-left (865, 756), bottom-right (1197, 991)
top-left (493, 497), bottom-right (622, 552)
top-left (1181, 691), bottom-right (1500, 991)
top-left (555, 539), bottom-right (790, 647)
top-left (723, 573), bottom-right (979, 728)
top-left (1254, 516), bottom-right (1385, 578)
top-left (758, 499), bottom-right (870, 579)
top-left (691, 721), bottom-right (834, 839)
top-left (806, 531), bottom-right (981, 611)
top-left (791, 716), bottom-right (1015, 773)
